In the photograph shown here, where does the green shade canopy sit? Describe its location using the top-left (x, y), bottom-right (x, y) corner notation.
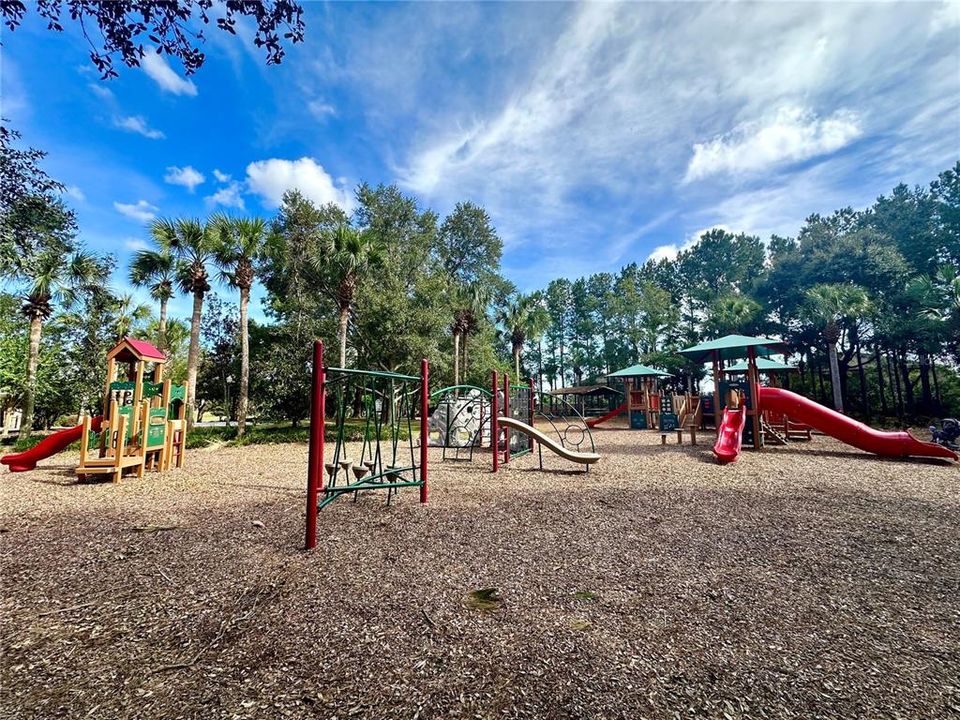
top-left (608, 363), bottom-right (673, 379)
top-left (723, 358), bottom-right (798, 373)
top-left (678, 334), bottom-right (789, 363)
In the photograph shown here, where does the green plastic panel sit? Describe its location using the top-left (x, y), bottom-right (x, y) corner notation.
top-left (146, 408), bottom-right (167, 448)
top-left (142, 382), bottom-right (163, 398)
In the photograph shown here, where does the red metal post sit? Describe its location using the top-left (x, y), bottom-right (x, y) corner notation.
top-left (503, 372), bottom-right (510, 465)
top-left (420, 358), bottom-right (429, 503)
top-left (305, 340), bottom-right (325, 550)
top-left (491, 370), bottom-right (499, 473)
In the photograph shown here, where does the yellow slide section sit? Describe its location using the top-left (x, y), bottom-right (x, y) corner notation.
top-left (498, 416), bottom-right (601, 465)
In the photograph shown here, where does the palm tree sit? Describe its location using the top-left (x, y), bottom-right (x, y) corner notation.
top-left (111, 294), bottom-right (152, 341)
top-left (212, 214), bottom-right (268, 437)
top-left (907, 264), bottom-right (960, 328)
top-left (450, 307), bottom-right (468, 386)
top-left (458, 282), bottom-right (491, 382)
top-left (496, 293), bottom-right (550, 379)
top-left (319, 223), bottom-right (381, 367)
top-left (151, 217), bottom-right (216, 428)
top-left (707, 294), bottom-right (762, 337)
top-left (803, 283), bottom-right (870, 413)
top-left (14, 249), bottom-right (107, 437)
top-left (129, 244), bottom-right (178, 349)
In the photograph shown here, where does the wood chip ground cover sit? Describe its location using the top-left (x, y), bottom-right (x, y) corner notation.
top-left (1, 427), bottom-right (958, 718)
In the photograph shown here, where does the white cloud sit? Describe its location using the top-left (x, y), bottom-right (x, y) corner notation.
top-left (363, 1), bottom-right (955, 281)
top-left (114, 200), bottom-right (159, 222)
top-left (930, 0), bottom-right (960, 35)
top-left (63, 185), bottom-right (85, 202)
top-left (114, 115), bottom-right (165, 139)
top-left (164, 165), bottom-right (205, 192)
top-left (307, 100), bottom-right (337, 120)
top-left (647, 225), bottom-right (728, 263)
top-left (88, 83), bottom-right (114, 101)
top-left (245, 157), bottom-right (354, 210)
top-left (205, 182), bottom-right (246, 210)
top-left (141, 52), bottom-right (198, 96)
top-left (213, 169), bottom-right (232, 183)
top-left (683, 107), bottom-right (862, 183)
top-left (124, 238), bottom-right (150, 251)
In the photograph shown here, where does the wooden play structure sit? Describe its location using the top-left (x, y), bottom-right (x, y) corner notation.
top-left (723, 358), bottom-right (811, 445)
top-left (672, 393), bottom-right (701, 444)
top-left (75, 338), bottom-right (187, 482)
top-left (607, 364), bottom-right (672, 430)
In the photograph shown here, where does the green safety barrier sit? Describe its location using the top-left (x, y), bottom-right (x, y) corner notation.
top-left (146, 408), bottom-right (167, 448)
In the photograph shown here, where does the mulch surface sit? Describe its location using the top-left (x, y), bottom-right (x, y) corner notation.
top-left (1, 426), bottom-right (958, 719)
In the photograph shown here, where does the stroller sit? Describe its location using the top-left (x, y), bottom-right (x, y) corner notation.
top-left (929, 418), bottom-right (960, 451)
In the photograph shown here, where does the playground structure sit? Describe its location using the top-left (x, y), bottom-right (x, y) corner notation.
top-left (491, 371), bottom-right (599, 471)
top-left (679, 334), bottom-right (958, 464)
top-left (428, 385), bottom-right (491, 461)
top-left (671, 393), bottom-right (701, 444)
top-left (606, 363), bottom-right (673, 430)
top-left (547, 385), bottom-right (623, 423)
top-left (75, 338), bottom-right (187, 481)
top-left (724, 358), bottom-right (810, 444)
top-left (305, 341), bottom-right (428, 550)
top-left (2, 338), bottom-right (187, 479)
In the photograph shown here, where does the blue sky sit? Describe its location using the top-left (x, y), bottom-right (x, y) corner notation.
top-left (3, 2), bottom-right (958, 322)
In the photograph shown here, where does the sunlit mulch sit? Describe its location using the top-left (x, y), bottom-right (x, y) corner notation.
top-left (1, 425), bottom-right (958, 719)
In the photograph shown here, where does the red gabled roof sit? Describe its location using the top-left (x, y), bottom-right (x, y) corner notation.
top-left (124, 337), bottom-right (166, 361)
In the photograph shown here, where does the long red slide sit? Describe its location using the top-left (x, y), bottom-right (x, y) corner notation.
top-left (586, 403), bottom-right (628, 428)
top-left (759, 387), bottom-right (957, 461)
top-left (1, 416), bottom-right (103, 472)
top-left (713, 406), bottom-right (746, 463)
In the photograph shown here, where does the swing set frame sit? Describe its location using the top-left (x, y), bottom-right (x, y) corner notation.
top-left (305, 341), bottom-right (429, 550)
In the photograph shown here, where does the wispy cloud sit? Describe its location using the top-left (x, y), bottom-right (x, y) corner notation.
top-left (683, 107), bottom-right (862, 183)
top-left (164, 165), bottom-right (205, 192)
top-left (124, 237), bottom-right (150, 251)
top-left (307, 99), bottom-right (336, 120)
top-left (114, 115), bottom-right (165, 140)
top-left (245, 157), bottom-right (353, 210)
top-left (88, 83), bottom-right (114, 101)
top-left (114, 200), bottom-right (159, 222)
top-left (141, 52), bottom-right (198, 96)
top-left (357, 1), bottom-right (956, 285)
top-left (213, 169), bottom-right (232, 183)
top-left (63, 185), bottom-right (85, 202)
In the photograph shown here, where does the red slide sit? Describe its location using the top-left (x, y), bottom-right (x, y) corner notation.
top-left (759, 387), bottom-right (957, 462)
top-left (586, 403), bottom-right (628, 428)
top-left (713, 405), bottom-right (746, 464)
top-left (1, 416), bottom-right (103, 472)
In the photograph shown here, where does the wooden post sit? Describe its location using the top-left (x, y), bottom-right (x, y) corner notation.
top-left (79, 413), bottom-right (91, 468)
top-left (112, 413), bottom-right (127, 483)
top-left (305, 341), bottom-right (324, 551)
top-left (102, 357), bottom-right (116, 418)
top-left (419, 358), bottom-right (429, 504)
top-left (491, 370), bottom-right (499, 473)
top-left (748, 346), bottom-right (761, 449)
